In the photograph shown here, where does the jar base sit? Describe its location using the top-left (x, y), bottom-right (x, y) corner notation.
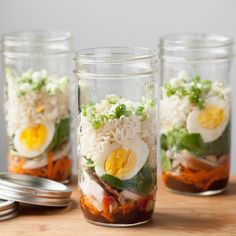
top-left (86, 219), bottom-right (150, 227)
top-left (165, 187), bottom-right (226, 196)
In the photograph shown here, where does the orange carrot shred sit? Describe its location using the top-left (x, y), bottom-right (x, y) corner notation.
top-left (47, 152), bottom-right (53, 179)
top-left (163, 161), bottom-right (230, 191)
top-left (8, 153), bottom-right (71, 182)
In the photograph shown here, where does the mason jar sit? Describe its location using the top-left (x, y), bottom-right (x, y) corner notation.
top-left (75, 47), bottom-right (158, 226)
top-left (2, 30), bottom-right (74, 183)
top-left (159, 34), bottom-right (233, 195)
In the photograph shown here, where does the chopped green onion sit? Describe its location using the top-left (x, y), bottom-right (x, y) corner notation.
top-left (115, 104), bottom-right (127, 118)
top-left (164, 75), bottom-right (212, 109)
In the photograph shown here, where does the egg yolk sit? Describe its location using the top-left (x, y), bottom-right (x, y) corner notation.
top-left (105, 148), bottom-right (137, 179)
top-left (20, 124), bottom-right (48, 150)
top-left (198, 105), bottom-right (225, 129)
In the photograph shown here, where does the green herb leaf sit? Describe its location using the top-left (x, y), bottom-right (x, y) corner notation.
top-left (32, 80), bottom-right (46, 92)
top-left (161, 134), bottom-right (168, 150)
top-left (163, 75), bottom-right (212, 109)
top-left (180, 132), bottom-right (205, 155)
top-left (161, 149), bottom-right (171, 171)
top-left (135, 105), bottom-right (147, 120)
top-left (162, 125), bottom-right (230, 158)
top-left (47, 118), bottom-right (70, 151)
top-left (100, 174), bottom-right (123, 190)
top-left (82, 97), bottom-right (155, 129)
top-left (202, 80), bottom-right (212, 94)
top-left (162, 127), bottom-right (205, 156)
top-left (176, 86), bottom-right (188, 98)
top-left (123, 163), bottom-right (156, 196)
top-left (115, 104), bottom-right (127, 118)
top-left (100, 163), bottom-right (156, 196)
top-left (164, 83), bottom-right (176, 97)
top-left (91, 119), bottom-right (103, 129)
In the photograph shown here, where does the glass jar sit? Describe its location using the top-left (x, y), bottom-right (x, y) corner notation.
top-left (159, 34), bottom-right (233, 195)
top-left (75, 47), bottom-right (158, 226)
top-left (2, 30), bottom-right (74, 183)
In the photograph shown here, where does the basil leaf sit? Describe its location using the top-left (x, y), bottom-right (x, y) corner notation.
top-left (47, 118), bottom-right (70, 151)
top-left (123, 163), bottom-right (155, 196)
top-left (100, 163), bottom-right (156, 196)
top-left (100, 174), bottom-right (123, 190)
top-left (162, 127), bottom-right (205, 156)
top-left (180, 133), bottom-right (205, 156)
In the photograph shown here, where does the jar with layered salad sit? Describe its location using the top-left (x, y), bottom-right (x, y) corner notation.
top-left (2, 31), bottom-right (74, 182)
top-left (75, 47), bottom-right (158, 226)
top-left (159, 34), bottom-right (233, 195)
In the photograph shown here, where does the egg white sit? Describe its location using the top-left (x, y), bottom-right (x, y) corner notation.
top-left (186, 97), bottom-right (230, 143)
top-left (95, 139), bottom-right (149, 180)
top-left (13, 122), bottom-right (55, 158)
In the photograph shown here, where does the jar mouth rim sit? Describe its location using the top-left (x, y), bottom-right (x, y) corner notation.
top-left (3, 30), bottom-right (73, 44)
top-left (160, 33), bottom-right (233, 49)
top-left (74, 47), bottom-right (158, 63)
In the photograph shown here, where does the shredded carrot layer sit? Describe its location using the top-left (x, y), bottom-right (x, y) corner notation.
top-left (47, 152), bottom-right (53, 179)
top-left (8, 154), bottom-right (71, 182)
top-left (163, 161), bottom-right (230, 191)
top-left (81, 196), bottom-right (100, 215)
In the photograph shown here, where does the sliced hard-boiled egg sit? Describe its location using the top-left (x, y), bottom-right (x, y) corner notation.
top-left (186, 97), bottom-right (230, 143)
top-left (95, 139), bottom-right (149, 180)
top-left (13, 122), bottom-right (55, 158)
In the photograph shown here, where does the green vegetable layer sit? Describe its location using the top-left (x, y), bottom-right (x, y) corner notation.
top-left (161, 125), bottom-right (230, 158)
top-left (100, 162), bottom-right (156, 196)
top-left (47, 118), bottom-right (70, 151)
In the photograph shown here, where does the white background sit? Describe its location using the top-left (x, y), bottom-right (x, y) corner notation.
top-left (0, 0), bottom-right (235, 173)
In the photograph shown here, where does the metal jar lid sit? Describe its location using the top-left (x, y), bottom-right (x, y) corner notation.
top-left (0, 199), bottom-right (19, 221)
top-left (0, 173), bottom-right (72, 207)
